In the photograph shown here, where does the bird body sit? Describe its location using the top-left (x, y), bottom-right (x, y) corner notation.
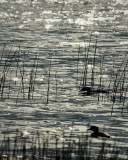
top-left (79, 86), bottom-right (108, 96)
top-left (88, 126), bottom-right (111, 139)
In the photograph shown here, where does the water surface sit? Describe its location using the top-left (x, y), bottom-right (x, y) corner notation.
top-left (0, 0), bottom-right (128, 159)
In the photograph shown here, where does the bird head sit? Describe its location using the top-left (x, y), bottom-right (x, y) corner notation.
top-left (88, 126), bottom-right (99, 132)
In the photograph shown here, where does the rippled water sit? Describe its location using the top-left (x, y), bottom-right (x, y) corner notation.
top-left (0, 0), bottom-right (128, 159)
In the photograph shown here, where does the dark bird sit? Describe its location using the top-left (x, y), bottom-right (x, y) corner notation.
top-left (79, 86), bottom-right (108, 96)
top-left (79, 86), bottom-right (92, 95)
top-left (88, 126), bottom-right (111, 138)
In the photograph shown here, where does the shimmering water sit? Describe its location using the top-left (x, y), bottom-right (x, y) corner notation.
top-left (0, 0), bottom-right (128, 159)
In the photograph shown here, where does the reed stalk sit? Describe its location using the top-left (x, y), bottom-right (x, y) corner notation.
top-left (91, 39), bottom-right (97, 88)
top-left (46, 60), bottom-right (51, 104)
top-left (0, 48), bottom-right (17, 98)
top-left (76, 45), bottom-right (80, 86)
top-left (83, 45), bottom-right (88, 86)
top-left (55, 71), bottom-right (58, 98)
top-left (27, 54), bottom-right (39, 100)
top-left (0, 130), bottom-right (127, 160)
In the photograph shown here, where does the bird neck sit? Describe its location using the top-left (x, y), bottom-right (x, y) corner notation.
top-left (93, 130), bottom-right (99, 133)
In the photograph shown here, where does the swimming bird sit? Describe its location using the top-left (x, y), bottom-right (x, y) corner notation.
top-left (79, 86), bottom-right (108, 96)
top-left (79, 86), bottom-right (92, 95)
top-left (88, 126), bottom-right (111, 138)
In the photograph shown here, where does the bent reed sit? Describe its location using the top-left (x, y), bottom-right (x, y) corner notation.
top-left (0, 129), bottom-right (127, 160)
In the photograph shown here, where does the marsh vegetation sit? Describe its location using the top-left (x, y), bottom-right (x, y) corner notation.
top-left (0, 0), bottom-right (128, 159)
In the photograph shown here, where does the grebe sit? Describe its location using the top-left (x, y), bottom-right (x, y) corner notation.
top-left (79, 86), bottom-right (108, 95)
top-left (88, 126), bottom-right (111, 138)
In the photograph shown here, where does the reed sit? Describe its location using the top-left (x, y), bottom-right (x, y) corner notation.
top-left (76, 45), bottom-right (80, 86)
top-left (46, 60), bottom-right (51, 104)
top-left (78, 36), bottom-right (128, 114)
top-left (91, 39), bottom-right (97, 88)
top-left (83, 44), bottom-right (88, 86)
top-left (0, 42), bottom-right (127, 113)
top-left (0, 44), bottom-right (6, 65)
top-left (55, 71), bottom-right (58, 99)
top-left (0, 47), bottom-right (17, 98)
top-left (110, 57), bottom-right (128, 114)
top-left (97, 54), bottom-right (105, 102)
top-left (27, 54), bottom-right (39, 100)
top-left (0, 46), bottom-right (45, 104)
top-left (0, 129), bottom-right (127, 160)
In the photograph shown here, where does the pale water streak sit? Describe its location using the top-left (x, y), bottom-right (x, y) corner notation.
top-left (0, 0), bottom-right (128, 159)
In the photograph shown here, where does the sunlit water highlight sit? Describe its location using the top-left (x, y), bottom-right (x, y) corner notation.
top-left (0, 0), bottom-right (128, 159)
